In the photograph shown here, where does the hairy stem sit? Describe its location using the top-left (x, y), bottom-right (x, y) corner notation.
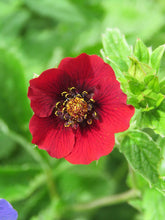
top-left (71, 189), bottom-right (140, 211)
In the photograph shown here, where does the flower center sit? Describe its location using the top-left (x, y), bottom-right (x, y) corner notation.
top-left (66, 97), bottom-right (88, 119)
top-left (54, 87), bottom-right (98, 129)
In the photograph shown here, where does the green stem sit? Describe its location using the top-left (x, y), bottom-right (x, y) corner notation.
top-left (71, 189), bottom-right (140, 212)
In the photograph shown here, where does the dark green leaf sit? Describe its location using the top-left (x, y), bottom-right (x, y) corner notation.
top-left (0, 166), bottom-right (41, 201)
top-left (0, 48), bottom-right (32, 136)
top-left (0, 133), bottom-right (16, 159)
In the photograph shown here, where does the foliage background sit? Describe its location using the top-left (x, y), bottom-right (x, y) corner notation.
top-left (0, 0), bottom-right (165, 219)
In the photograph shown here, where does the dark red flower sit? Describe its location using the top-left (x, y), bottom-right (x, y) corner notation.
top-left (28, 53), bottom-right (135, 164)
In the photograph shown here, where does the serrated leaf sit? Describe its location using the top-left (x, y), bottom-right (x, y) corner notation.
top-left (102, 28), bottom-right (131, 71)
top-left (0, 48), bottom-right (32, 136)
top-left (101, 49), bottom-right (126, 79)
top-left (144, 75), bottom-right (160, 93)
top-left (120, 131), bottom-right (162, 191)
top-left (141, 99), bottom-right (165, 136)
top-left (126, 75), bottom-right (145, 95)
top-left (134, 39), bottom-right (149, 64)
top-left (151, 100), bottom-right (165, 136)
top-left (138, 90), bottom-right (164, 110)
top-left (151, 44), bottom-right (165, 73)
top-left (138, 110), bottom-right (165, 136)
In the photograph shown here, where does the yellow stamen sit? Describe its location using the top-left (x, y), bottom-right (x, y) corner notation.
top-left (87, 119), bottom-right (92, 125)
top-left (61, 91), bottom-right (67, 96)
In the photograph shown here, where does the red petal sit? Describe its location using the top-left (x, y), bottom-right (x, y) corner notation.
top-left (29, 114), bottom-right (75, 158)
top-left (94, 80), bottom-right (135, 133)
top-left (28, 68), bottom-right (71, 117)
top-left (65, 120), bottom-right (115, 165)
top-left (58, 53), bottom-right (116, 89)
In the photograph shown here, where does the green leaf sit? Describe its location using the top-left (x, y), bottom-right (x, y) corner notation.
top-left (0, 133), bottom-right (16, 159)
top-left (0, 9), bottom-right (30, 42)
top-left (138, 99), bottom-right (165, 136)
top-left (14, 187), bottom-right (50, 220)
top-left (144, 75), bottom-right (160, 93)
top-left (151, 44), bottom-right (165, 73)
top-left (128, 57), bottom-right (154, 82)
top-left (0, 48), bottom-right (32, 136)
top-left (120, 131), bottom-right (162, 191)
top-left (160, 79), bottom-right (165, 95)
top-left (0, 166), bottom-right (41, 201)
top-left (102, 0), bottom-right (164, 42)
top-left (134, 39), bottom-right (149, 64)
top-left (57, 164), bottom-right (114, 204)
top-left (126, 75), bottom-right (145, 95)
top-left (24, 0), bottom-right (85, 24)
top-left (142, 189), bottom-right (165, 220)
top-left (102, 28), bottom-right (131, 71)
top-left (151, 100), bottom-right (165, 136)
top-left (31, 199), bottom-right (62, 220)
top-left (139, 91), bottom-right (164, 110)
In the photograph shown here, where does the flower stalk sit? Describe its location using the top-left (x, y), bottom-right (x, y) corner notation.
top-left (71, 189), bottom-right (140, 212)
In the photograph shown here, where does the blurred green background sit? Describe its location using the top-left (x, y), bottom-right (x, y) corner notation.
top-left (0, 0), bottom-right (165, 219)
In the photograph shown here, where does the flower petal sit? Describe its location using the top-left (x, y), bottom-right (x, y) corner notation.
top-left (94, 79), bottom-right (135, 133)
top-left (0, 199), bottom-right (18, 220)
top-left (65, 120), bottom-right (115, 164)
top-left (58, 53), bottom-right (116, 90)
top-left (28, 68), bottom-right (71, 117)
top-left (29, 114), bottom-right (75, 158)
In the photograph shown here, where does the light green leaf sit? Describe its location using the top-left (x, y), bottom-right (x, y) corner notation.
top-left (134, 39), bottom-right (149, 64)
top-left (128, 57), bottom-right (154, 82)
top-left (139, 99), bottom-right (165, 136)
top-left (120, 131), bottom-right (162, 191)
top-left (0, 9), bottom-right (30, 41)
top-left (151, 100), bottom-right (165, 136)
top-left (151, 44), bottom-right (165, 73)
top-left (0, 48), bottom-right (32, 136)
top-left (144, 75), bottom-right (160, 93)
top-left (102, 0), bottom-right (164, 42)
top-left (23, 0), bottom-right (85, 23)
top-left (102, 28), bottom-right (131, 71)
top-left (139, 91), bottom-right (164, 109)
top-left (126, 75), bottom-right (145, 95)
top-left (142, 189), bottom-right (165, 220)
top-left (160, 79), bottom-right (165, 95)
